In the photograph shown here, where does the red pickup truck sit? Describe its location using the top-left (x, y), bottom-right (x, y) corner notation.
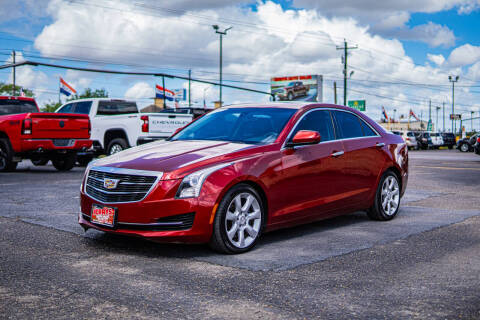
top-left (0, 96), bottom-right (92, 171)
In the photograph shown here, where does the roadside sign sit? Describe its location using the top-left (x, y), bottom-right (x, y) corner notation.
top-left (348, 100), bottom-right (366, 111)
top-left (450, 114), bottom-right (461, 120)
top-left (427, 119), bottom-right (432, 131)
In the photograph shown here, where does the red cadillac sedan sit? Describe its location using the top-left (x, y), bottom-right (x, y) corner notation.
top-left (79, 103), bottom-right (408, 253)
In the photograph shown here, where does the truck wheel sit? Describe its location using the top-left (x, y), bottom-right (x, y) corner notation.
top-left (287, 92), bottom-right (293, 101)
top-left (77, 155), bottom-right (93, 167)
top-left (52, 153), bottom-right (76, 171)
top-left (0, 138), bottom-right (17, 172)
top-left (31, 157), bottom-right (49, 166)
top-left (107, 138), bottom-right (128, 155)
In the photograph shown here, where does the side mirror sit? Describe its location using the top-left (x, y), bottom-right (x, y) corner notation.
top-left (286, 130), bottom-right (321, 147)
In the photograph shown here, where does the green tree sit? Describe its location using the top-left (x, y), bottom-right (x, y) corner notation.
top-left (68, 88), bottom-right (108, 101)
top-left (0, 82), bottom-right (34, 97)
top-left (42, 101), bottom-right (62, 113)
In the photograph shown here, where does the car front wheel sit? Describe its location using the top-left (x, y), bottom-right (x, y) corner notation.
top-left (459, 143), bottom-right (469, 152)
top-left (210, 184), bottom-right (264, 254)
top-left (367, 171), bottom-right (401, 221)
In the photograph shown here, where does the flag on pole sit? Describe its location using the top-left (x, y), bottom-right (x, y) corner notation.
top-left (382, 106), bottom-right (389, 121)
top-left (409, 109), bottom-right (420, 121)
top-left (155, 85), bottom-right (175, 101)
top-left (59, 78), bottom-right (76, 97)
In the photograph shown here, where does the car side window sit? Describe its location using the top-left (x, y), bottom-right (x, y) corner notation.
top-left (57, 103), bottom-right (75, 113)
top-left (290, 110), bottom-right (335, 142)
top-left (358, 118), bottom-right (377, 136)
top-left (75, 101), bottom-right (92, 115)
top-left (333, 111), bottom-right (364, 139)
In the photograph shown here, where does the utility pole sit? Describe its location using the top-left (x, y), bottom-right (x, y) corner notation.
top-left (436, 106), bottom-right (440, 132)
top-left (449, 75), bottom-right (459, 134)
top-left (428, 99), bottom-right (431, 122)
top-left (471, 111), bottom-right (474, 132)
top-left (442, 102), bottom-right (445, 132)
top-left (188, 69), bottom-right (192, 107)
top-left (212, 25), bottom-right (232, 108)
top-left (336, 39), bottom-right (357, 106)
top-left (333, 81), bottom-right (337, 104)
top-left (12, 50), bottom-right (16, 96)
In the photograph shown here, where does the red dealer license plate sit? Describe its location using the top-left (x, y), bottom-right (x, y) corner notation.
top-left (91, 204), bottom-right (116, 227)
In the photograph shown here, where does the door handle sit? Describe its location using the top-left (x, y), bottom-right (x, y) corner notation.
top-left (331, 151), bottom-right (344, 157)
top-left (375, 142), bottom-right (385, 147)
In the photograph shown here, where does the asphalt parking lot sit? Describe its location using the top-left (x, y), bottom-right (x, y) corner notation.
top-left (1, 149), bottom-right (479, 319)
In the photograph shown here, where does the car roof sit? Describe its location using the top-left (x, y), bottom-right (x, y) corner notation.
top-left (63, 98), bottom-right (136, 103)
top-left (223, 102), bottom-right (353, 111)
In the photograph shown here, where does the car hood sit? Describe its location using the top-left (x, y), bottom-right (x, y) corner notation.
top-left (89, 140), bottom-right (258, 179)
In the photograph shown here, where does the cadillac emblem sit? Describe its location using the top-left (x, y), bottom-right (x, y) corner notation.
top-left (103, 178), bottom-right (120, 190)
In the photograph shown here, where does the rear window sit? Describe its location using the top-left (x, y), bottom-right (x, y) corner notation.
top-left (430, 133), bottom-right (439, 137)
top-left (0, 99), bottom-right (38, 115)
top-left (407, 132), bottom-right (415, 137)
top-left (97, 101), bottom-right (138, 115)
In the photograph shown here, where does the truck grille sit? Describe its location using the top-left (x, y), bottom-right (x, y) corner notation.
top-left (85, 168), bottom-right (159, 203)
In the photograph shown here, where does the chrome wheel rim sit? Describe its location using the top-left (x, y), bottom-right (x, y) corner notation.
top-left (460, 144), bottom-right (468, 152)
top-left (225, 192), bottom-right (262, 249)
top-left (109, 144), bottom-right (123, 155)
top-left (381, 176), bottom-right (400, 216)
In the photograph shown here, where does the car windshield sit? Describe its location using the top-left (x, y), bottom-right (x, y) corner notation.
top-left (287, 82), bottom-right (296, 86)
top-left (171, 107), bottom-right (296, 145)
top-left (0, 99), bottom-right (37, 115)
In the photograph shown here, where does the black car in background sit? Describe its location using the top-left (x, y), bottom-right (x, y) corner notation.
top-left (457, 133), bottom-right (480, 152)
top-left (416, 132), bottom-right (433, 150)
top-left (441, 132), bottom-right (456, 149)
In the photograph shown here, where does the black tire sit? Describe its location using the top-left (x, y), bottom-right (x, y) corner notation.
top-left (0, 138), bottom-right (18, 172)
top-left (52, 153), bottom-right (76, 171)
top-left (107, 138), bottom-right (128, 155)
top-left (77, 155), bottom-right (93, 167)
top-left (209, 183), bottom-right (265, 254)
top-left (287, 92), bottom-right (293, 101)
top-left (459, 143), bottom-right (469, 152)
top-left (31, 157), bottom-right (49, 166)
top-left (367, 170), bottom-right (401, 221)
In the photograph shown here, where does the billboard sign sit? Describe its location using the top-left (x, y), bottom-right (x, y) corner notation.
top-left (450, 114), bottom-right (461, 120)
top-left (173, 88), bottom-right (186, 101)
top-left (271, 75), bottom-right (323, 102)
top-left (348, 100), bottom-right (366, 111)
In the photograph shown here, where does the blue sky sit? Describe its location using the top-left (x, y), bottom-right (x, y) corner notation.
top-left (1, 0), bottom-right (479, 131)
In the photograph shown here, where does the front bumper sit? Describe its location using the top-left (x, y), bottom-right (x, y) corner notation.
top-left (79, 179), bottom-right (217, 243)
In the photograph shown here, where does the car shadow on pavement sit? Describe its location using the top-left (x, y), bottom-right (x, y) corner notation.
top-left (82, 211), bottom-right (370, 258)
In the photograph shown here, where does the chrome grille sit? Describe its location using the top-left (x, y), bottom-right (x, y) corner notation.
top-left (85, 167), bottom-right (159, 203)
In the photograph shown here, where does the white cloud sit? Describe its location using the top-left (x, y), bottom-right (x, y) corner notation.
top-left (124, 82), bottom-right (154, 99)
top-left (448, 43), bottom-right (480, 67)
top-left (427, 53), bottom-right (445, 66)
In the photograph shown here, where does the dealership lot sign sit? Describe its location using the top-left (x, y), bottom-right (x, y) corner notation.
top-left (348, 100), bottom-right (366, 111)
top-left (271, 75), bottom-right (323, 102)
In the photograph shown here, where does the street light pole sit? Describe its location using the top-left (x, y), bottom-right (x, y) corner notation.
top-left (212, 25), bottom-right (232, 108)
top-left (471, 111), bottom-right (475, 132)
top-left (449, 75), bottom-right (459, 134)
top-left (436, 106), bottom-right (440, 132)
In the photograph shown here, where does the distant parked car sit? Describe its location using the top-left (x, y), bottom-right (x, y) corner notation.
top-left (403, 131), bottom-right (418, 150)
top-left (429, 132), bottom-right (444, 149)
top-left (441, 132), bottom-right (456, 149)
top-left (457, 133), bottom-right (479, 152)
top-left (474, 136), bottom-right (480, 155)
top-left (416, 132), bottom-right (433, 150)
top-left (274, 81), bottom-right (309, 101)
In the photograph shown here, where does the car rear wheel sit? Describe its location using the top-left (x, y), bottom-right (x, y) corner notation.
top-left (287, 92), bottom-right (293, 101)
top-left (0, 138), bottom-right (17, 172)
top-left (367, 171), bottom-right (400, 221)
top-left (107, 138), bottom-right (128, 155)
top-left (210, 184), bottom-right (264, 254)
top-left (52, 153), bottom-right (76, 171)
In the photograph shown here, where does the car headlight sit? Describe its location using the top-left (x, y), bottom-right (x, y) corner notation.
top-left (176, 163), bottom-right (232, 198)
